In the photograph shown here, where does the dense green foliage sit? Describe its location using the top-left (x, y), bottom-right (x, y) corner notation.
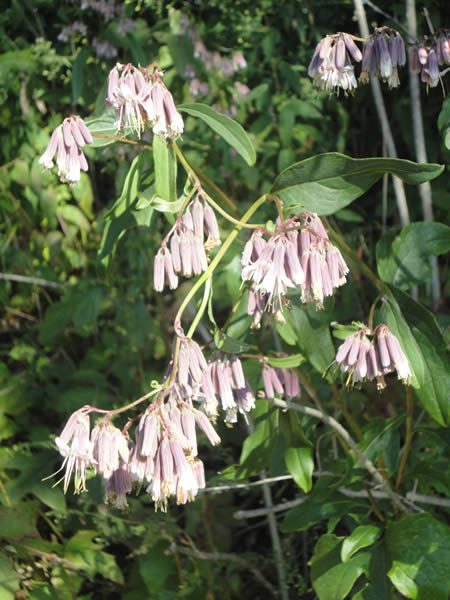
top-left (1, 1), bottom-right (449, 599)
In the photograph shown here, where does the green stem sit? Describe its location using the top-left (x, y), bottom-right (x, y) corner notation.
top-left (396, 386), bottom-right (414, 490)
top-left (174, 194), bottom-right (268, 327)
top-left (203, 191), bottom-right (266, 229)
top-left (187, 277), bottom-right (212, 338)
top-left (192, 165), bottom-right (238, 213)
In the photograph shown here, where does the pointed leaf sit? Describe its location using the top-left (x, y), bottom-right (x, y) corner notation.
top-left (285, 446), bottom-right (314, 492)
top-left (271, 153), bottom-right (444, 216)
top-left (153, 136), bottom-right (177, 202)
top-left (179, 103), bottom-right (256, 165)
top-left (341, 525), bottom-right (381, 562)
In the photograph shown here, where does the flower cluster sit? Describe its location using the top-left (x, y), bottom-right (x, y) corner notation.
top-left (242, 212), bottom-right (349, 326)
top-left (410, 32), bottom-right (450, 88)
top-left (335, 324), bottom-right (411, 388)
top-left (262, 364), bottom-right (301, 400)
top-left (106, 63), bottom-right (184, 139)
top-left (360, 27), bottom-right (406, 88)
top-left (39, 115), bottom-right (93, 184)
top-left (308, 33), bottom-right (362, 94)
top-left (153, 194), bottom-right (220, 292)
top-left (208, 354), bottom-right (255, 424)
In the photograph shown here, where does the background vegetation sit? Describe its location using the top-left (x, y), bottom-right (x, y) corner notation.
top-left (0, 1), bottom-right (449, 598)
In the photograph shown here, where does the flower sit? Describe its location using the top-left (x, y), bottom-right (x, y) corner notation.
top-left (106, 63), bottom-right (155, 137)
top-left (39, 115), bottom-right (93, 183)
top-left (335, 323), bottom-right (411, 388)
top-left (150, 72), bottom-right (184, 140)
top-left (436, 31), bottom-right (450, 65)
top-left (373, 325), bottom-right (411, 384)
top-left (153, 194), bottom-right (220, 292)
top-left (308, 33), bottom-right (362, 94)
top-left (105, 465), bottom-right (133, 509)
top-left (91, 420), bottom-right (130, 480)
top-left (262, 364), bottom-right (301, 400)
top-left (208, 354), bottom-right (255, 423)
top-left (360, 28), bottom-right (406, 88)
top-left (53, 407), bottom-right (94, 493)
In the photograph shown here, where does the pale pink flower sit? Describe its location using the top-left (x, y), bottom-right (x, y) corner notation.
top-left (39, 115), bottom-right (92, 183)
top-left (105, 465), bottom-right (133, 509)
top-left (360, 28), bottom-right (406, 88)
top-left (53, 407), bottom-right (94, 493)
top-left (91, 420), bottom-right (129, 480)
top-left (436, 32), bottom-right (450, 65)
top-left (262, 364), bottom-right (301, 400)
top-left (335, 327), bottom-right (376, 385)
top-left (208, 354), bottom-right (255, 423)
top-left (150, 76), bottom-right (184, 140)
top-left (308, 33), bottom-right (361, 93)
top-left (374, 325), bottom-right (411, 384)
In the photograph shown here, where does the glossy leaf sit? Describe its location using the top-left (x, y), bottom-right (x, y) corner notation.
top-left (310, 534), bottom-right (371, 600)
top-left (285, 446), bottom-right (314, 492)
top-left (85, 108), bottom-right (130, 148)
top-left (106, 152), bottom-right (147, 218)
top-left (179, 103), bottom-right (256, 165)
top-left (271, 153), bottom-right (444, 216)
top-left (386, 514), bottom-right (450, 600)
top-left (379, 286), bottom-right (450, 426)
top-left (341, 525), bottom-right (381, 562)
top-left (377, 222), bottom-right (450, 288)
top-left (266, 354), bottom-right (305, 368)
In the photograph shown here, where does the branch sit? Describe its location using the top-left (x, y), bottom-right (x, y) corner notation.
top-left (0, 273), bottom-right (64, 290)
top-left (172, 543), bottom-right (278, 597)
top-left (271, 398), bottom-right (409, 513)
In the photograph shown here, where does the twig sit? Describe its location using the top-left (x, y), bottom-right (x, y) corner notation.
top-left (363, 0), bottom-right (413, 40)
top-left (172, 543), bottom-right (278, 597)
top-left (406, 0), bottom-right (440, 310)
top-left (353, 0), bottom-right (410, 227)
top-left (271, 398), bottom-right (409, 513)
top-left (0, 273), bottom-right (64, 290)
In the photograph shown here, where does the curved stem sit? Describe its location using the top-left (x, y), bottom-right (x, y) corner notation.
top-left (192, 165), bottom-right (238, 213)
top-left (91, 132), bottom-right (145, 146)
top-left (187, 277), bottom-right (212, 338)
top-left (88, 386), bottom-right (161, 417)
top-left (203, 191), bottom-right (266, 229)
top-left (175, 194), bottom-right (268, 327)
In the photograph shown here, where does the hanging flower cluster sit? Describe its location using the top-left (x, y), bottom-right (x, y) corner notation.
top-left (208, 354), bottom-right (255, 424)
top-left (153, 193), bottom-right (221, 292)
top-left (39, 62), bottom-right (184, 183)
top-left (335, 324), bottom-right (411, 388)
top-left (262, 364), bottom-right (301, 400)
top-left (360, 27), bottom-right (406, 88)
top-left (242, 212), bottom-right (349, 327)
top-left (411, 31), bottom-right (450, 87)
top-left (308, 33), bottom-right (362, 94)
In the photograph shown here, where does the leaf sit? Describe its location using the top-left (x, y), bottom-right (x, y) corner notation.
top-left (285, 446), bottom-right (314, 492)
top-left (106, 153), bottom-right (147, 217)
top-left (380, 286), bottom-right (450, 426)
top-left (138, 541), bottom-right (175, 594)
top-left (266, 354), bottom-right (305, 368)
top-left (238, 400), bottom-right (279, 476)
top-left (85, 108), bottom-right (130, 148)
top-left (71, 48), bottom-right (89, 104)
top-left (386, 514), bottom-right (450, 600)
top-left (179, 103), bottom-right (256, 166)
top-left (214, 329), bottom-right (251, 354)
top-left (271, 153), bottom-right (444, 216)
top-left (0, 553), bottom-right (20, 600)
top-left (0, 501), bottom-right (38, 538)
top-left (377, 222), bottom-right (450, 288)
top-left (341, 525), bottom-right (382, 562)
top-left (72, 287), bottom-right (104, 332)
top-left (31, 483), bottom-right (66, 513)
top-left (57, 205), bottom-right (90, 232)
top-left (153, 136), bottom-right (177, 202)
top-left (310, 534), bottom-right (371, 600)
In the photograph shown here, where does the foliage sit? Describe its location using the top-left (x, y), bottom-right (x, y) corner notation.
top-left (0, 1), bottom-right (449, 599)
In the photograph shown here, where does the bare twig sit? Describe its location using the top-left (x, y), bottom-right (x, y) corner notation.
top-left (0, 273), bottom-right (64, 290)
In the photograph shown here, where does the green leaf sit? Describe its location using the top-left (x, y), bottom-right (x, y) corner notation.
top-left (310, 534), bottom-right (371, 600)
top-left (138, 541), bottom-right (175, 594)
top-left (214, 329), bottom-right (251, 354)
top-left (380, 286), bottom-right (450, 426)
top-left (341, 525), bottom-right (382, 562)
top-left (285, 447), bottom-right (314, 492)
top-left (153, 136), bottom-right (177, 202)
top-left (266, 354), bottom-right (305, 368)
top-left (0, 501), bottom-right (38, 538)
top-left (85, 108), bottom-right (131, 148)
top-left (271, 153), bottom-right (444, 216)
top-left (106, 153), bottom-right (147, 218)
top-left (377, 222), bottom-right (450, 288)
top-left (179, 103), bottom-right (256, 166)
top-left (31, 483), bottom-right (66, 513)
top-left (238, 400), bottom-right (279, 476)
top-left (57, 205), bottom-right (90, 232)
top-left (386, 514), bottom-right (450, 600)
top-left (71, 48), bottom-right (89, 104)
top-left (0, 553), bottom-right (20, 600)
top-left (72, 287), bottom-right (104, 332)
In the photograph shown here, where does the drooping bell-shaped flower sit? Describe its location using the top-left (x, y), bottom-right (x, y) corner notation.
top-left (208, 354), bottom-right (255, 423)
top-left (39, 115), bottom-right (93, 183)
top-left (262, 364), bottom-right (301, 400)
top-left (308, 33), bottom-right (362, 94)
top-left (150, 70), bottom-right (184, 140)
top-left (360, 28), bottom-right (406, 88)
